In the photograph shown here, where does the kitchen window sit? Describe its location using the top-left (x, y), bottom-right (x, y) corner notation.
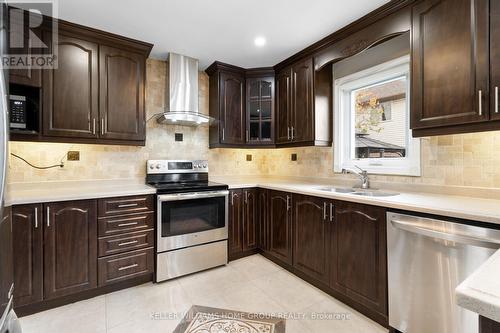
top-left (333, 56), bottom-right (421, 176)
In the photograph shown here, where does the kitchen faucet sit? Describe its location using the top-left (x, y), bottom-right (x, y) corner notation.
top-left (342, 165), bottom-right (370, 189)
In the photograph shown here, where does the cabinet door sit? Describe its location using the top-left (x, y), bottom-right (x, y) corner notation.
top-left (99, 45), bottom-right (145, 141)
top-left (228, 190), bottom-right (243, 258)
top-left (243, 189), bottom-right (257, 251)
top-left (411, 0), bottom-right (489, 129)
top-left (491, 0), bottom-right (500, 120)
top-left (42, 33), bottom-right (99, 138)
top-left (258, 189), bottom-right (269, 251)
top-left (44, 200), bottom-right (97, 299)
top-left (8, 8), bottom-right (42, 87)
top-left (12, 204), bottom-right (43, 306)
top-left (220, 71), bottom-right (246, 144)
top-left (330, 201), bottom-right (387, 317)
top-left (268, 191), bottom-right (292, 265)
top-left (291, 58), bottom-right (314, 143)
top-left (276, 69), bottom-right (292, 144)
top-left (247, 77), bottom-right (274, 144)
top-left (0, 207), bottom-right (13, 317)
top-left (292, 194), bottom-right (330, 284)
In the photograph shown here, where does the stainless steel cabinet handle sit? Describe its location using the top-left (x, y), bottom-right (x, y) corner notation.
top-left (323, 202), bottom-right (328, 220)
top-left (246, 129), bottom-right (249, 142)
top-left (117, 222), bottom-right (139, 227)
top-left (478, 90), bottom-right (483, 116)
top-left (287, 126), bottom-right (290, 140)
top-left (46, 207), bottom-right (50, 227)
top-left (286, 195), bottom-right (291, 211)
top-left (92, 118), bottom-right (96, 135)
top-left (291, 126), bottom-right (295, 140)
top-left (222, 128), bottom-right (225, 141)
top-left (118, 263), bottom-right (139, 271)
top-left (244, 191), bottom-right (248, 204)
top-left (118, 240), bottom-right (139, 247)
top-left (109, 216), bottom-right (146, 224)
top-left (34, 207), bottom-right (38, 228)
top-left (495, 86), bottom-right (499, 114)
top-left (118, 203), bottom-right (138, 208)
top-left (231, 193), bottom-right (235, 206)
top-left (329, 203), bottom-right (334, 222)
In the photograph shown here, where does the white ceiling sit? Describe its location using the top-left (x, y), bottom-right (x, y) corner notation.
top-left (57, 0), bottom-right (390, 69)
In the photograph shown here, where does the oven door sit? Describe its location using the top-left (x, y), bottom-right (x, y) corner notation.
top-left (157, 190), bottom-right (228, 252)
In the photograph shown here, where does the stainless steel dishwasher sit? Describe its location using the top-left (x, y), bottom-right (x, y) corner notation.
top-left (387, 212), bottom-right (500, 333)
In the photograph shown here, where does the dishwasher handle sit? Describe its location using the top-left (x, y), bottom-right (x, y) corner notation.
top-left (390, 219), bottom-right (500, 249)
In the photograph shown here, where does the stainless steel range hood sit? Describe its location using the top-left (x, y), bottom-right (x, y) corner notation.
top-left (156, 53), bottom-right (213, 126)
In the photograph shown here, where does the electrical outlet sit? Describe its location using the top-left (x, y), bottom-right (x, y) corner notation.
top-left (291, 153), bottom-right (298, 161)
top-left (246, 154), bottom-right (252, 161)
top-left (175, 133), bottom-right (183, 141)
top-left (67, 151), bottom-right (80, 161)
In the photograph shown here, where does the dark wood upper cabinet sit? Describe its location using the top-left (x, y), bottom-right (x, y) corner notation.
top-left (276, 69), bottom-right (292, 144)
top-left (491, 0), bottom-right (500, 120)
top-left (330, 201), bottom-right (387, 320)
top-left (246, 76), bottom-right (275, 144)
top-left (12, 204), bottom-right (43, 307)
top-left (292, 194), bottom-right (330, 285)
top-left (42, 33), bottom-right (99, 138)
top-left (243, 188), bottom-right (257, 251)
top-left (43, 200), bottom-right (97, 300)
top-left (291, 58), bottom-right (314, 143)
top-left (99, 45), bottom-right (146, 141)
top-left (411, 0), bottom-right (490, 134)
top-left (219, 70), bottom-right (246, 144)
top-left (228, 189), bottom-right (244, 258)
top-left (268, 190), bottom-right (292, 265)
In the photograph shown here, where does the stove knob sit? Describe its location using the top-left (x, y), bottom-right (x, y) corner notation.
top-left (149, 164), bottom-right (154, 170)
top-left (202, 164), bottom-right (207, 169)
top-left (155, 164), bottom-right (161, 169)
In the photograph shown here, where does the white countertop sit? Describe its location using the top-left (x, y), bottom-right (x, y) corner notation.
top-left (5, 179), bottom-right (156, 206)
top-left (456, 249), bottom-right (500, 322)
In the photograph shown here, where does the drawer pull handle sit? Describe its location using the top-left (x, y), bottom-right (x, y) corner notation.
top-left (118, 263), bottom-right (139, 271)
top-left (118, 240), bottom-right (139, 246)
top-left (118, 203), bottom-right (139, 208)
top-left (117, 222), bottom-right (139, 227)
top-left (109, 216), bottom-right (146, 224)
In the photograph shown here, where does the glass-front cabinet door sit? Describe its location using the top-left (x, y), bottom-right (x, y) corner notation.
top-left (247, 76), bottom-right (275, 144)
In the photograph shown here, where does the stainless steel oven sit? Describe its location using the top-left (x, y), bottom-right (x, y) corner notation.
top-left (147, 159), bottom-right (229, 282)
top-left (157, 190), bottom-right (228, 252)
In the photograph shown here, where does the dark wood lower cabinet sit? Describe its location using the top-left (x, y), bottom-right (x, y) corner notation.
top-left (0, 207), bottom-right (13, 318)
top-left (479, 315), bottom-right (500, 333)
top-left (12, 204), bottom-right (43, 306)
top-left (258, 189), bottom-right (269, 252)
top-left (44, 200), bottom-right (98, 300)
top-left (292, 194), bottom-right (330, 285)
top-left (228, 188), bottom-right (258, 260)
top-left (330, 201), bottom-right (388, 322)
top-left (268, 190), bottom-right (293, 265)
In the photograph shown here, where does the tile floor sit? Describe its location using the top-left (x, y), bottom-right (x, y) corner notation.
top-left (19, 254), bottom-right (388, 333)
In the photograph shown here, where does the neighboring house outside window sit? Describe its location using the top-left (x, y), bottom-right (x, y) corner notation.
top-left (333, 56), bottom-right (421, 176)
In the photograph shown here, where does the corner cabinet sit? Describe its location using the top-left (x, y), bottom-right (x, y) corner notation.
top-left (206, 62), bottom-right (275, 148)
top-left (411, 0), bottom-right (498, 136)
top-left (268, 190), bottom-right (293, 265)
top-left (9, 15), bottom-right (152, 146)
top-left (275, 57), bottom-right (331, 146)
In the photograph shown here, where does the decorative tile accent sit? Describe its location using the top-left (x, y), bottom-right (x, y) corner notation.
top-left (173, 305), bottom-right (285, 333)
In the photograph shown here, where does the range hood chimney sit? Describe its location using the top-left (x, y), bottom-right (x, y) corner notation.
top-left (156, 53), bottom-right (213, 126)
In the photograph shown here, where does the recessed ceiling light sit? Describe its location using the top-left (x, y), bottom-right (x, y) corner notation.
top-left (254, 36), bottom-right (266, 47)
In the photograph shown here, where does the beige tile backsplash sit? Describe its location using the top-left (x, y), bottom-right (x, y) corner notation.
top-left (7, 59), bottom-right (500, 190)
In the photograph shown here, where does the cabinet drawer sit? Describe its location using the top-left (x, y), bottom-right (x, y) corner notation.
top-left (98, 247), bottom-right (153, 286)
top-left (98, 230), bottom-right (154, 257)
top-left (98, 212), bottom-right (154, 237)
top-left (98, 195), bottom-right (154, 217)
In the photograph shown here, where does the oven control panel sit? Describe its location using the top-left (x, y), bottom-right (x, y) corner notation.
top-left (147, 160), bottom-right (208, 174)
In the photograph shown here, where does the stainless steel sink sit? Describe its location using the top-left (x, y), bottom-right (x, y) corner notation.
top-left (351, 190), bottom-right (399, 197)
top-left (316, 186), bottom-right (356, 193)
top-left (315, 186), bottom-right (399, 197)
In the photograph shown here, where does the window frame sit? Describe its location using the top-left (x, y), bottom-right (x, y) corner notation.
top-left (333, 55), bottom-right (421, 176)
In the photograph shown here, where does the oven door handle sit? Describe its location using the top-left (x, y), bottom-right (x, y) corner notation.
top-left (158, 190), bottom-right (229, 202)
